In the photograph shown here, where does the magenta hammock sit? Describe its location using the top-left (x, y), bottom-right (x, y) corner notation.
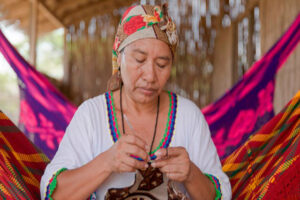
top-left (0, 14), bottom-right (299, 159)
top-left (0, 32), bottom-right (77, 158)
top-left (203, 14), bottom-right (300, 159)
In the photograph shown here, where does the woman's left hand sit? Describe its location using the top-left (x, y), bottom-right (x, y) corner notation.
top-left (151, 147), bottom-right (192, 183)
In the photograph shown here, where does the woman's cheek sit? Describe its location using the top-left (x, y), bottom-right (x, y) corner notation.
top-left (160, 69), bottom-right (171, 85)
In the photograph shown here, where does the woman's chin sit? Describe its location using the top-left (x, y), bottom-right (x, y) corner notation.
top-left (139, 88), bottom-right (156, 96)
top-left (135, 89), bottom-right (159, 104)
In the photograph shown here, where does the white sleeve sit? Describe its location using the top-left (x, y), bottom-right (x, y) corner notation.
top-left (40, 101), bottom-right (95, 199)
top-left (187, 107), bottom-right (232, 200)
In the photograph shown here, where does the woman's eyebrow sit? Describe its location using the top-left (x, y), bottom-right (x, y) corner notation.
top-left (132, 49), bottom-right (170, 61)
top-left (157, 56), bottom-right (171, 61)
top-left (133, 49), bottom-right (147, 55)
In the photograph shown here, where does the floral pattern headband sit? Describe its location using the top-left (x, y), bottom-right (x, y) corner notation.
top-left (112, 4), bottom-right (178, 74)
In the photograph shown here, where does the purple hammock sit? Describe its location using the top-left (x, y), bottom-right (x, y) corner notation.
top-left (0, 33), bottom-right (77, 158)
top-left (0, 14), bottom-right (299, 159)
top-left (203, 14), bottom-right (300, 159)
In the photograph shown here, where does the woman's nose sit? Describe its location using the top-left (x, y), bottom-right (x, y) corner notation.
top-left (142, 61), bottom-right (156, 83)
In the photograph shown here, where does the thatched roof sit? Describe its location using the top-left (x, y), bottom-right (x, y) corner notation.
top-left (0, 0), bottom-right (262, 35)
top-left (0, 0), bottom-right (136, 34)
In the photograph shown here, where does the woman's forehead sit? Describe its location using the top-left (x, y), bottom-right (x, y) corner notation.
top-left (125, 38), bottom-right (171, 56)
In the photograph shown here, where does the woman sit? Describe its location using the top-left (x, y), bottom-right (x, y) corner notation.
top-left (41, 4), bottom-right (231, 200)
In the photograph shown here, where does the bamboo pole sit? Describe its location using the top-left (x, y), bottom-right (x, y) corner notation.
top-left (29, 0), bottom-right (38, 67)
top-left (63, 28), bottom-right (70, 85)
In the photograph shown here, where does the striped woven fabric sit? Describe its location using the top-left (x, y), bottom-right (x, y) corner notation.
top-left (0, 111), bottom-right (49, 199)
top-left (222, 91), bottom-right (300, 199)
top-left (203, 14), bottom-right (300, 159)
top-left (0, 29), bottom-right (77, 159)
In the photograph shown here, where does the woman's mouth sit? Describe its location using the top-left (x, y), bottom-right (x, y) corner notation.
top-left (138, 87), bottom-right (157, 96)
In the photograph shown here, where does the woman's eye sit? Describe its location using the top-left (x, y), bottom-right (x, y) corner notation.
top-left (135, 58), bottom-right (145, 63)
top-left (157, 63), bottom-right (166, 68)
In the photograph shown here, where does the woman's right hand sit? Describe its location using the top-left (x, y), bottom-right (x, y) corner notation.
top-left (105, 134), bottom-right (150, 173)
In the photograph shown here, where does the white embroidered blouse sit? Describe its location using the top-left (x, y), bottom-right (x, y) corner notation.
top-left (40, 92), bottom-right (232, 199)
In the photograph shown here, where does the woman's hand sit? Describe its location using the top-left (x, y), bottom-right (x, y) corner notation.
top-left (106, 134), bottom-right (150, 173)
top-left (151, 147), bottom-right (192, 183)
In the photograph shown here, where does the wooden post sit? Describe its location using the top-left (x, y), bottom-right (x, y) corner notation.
top-left (28, 0), bottom-right (38, 143)
top-left (247, 9), bottom-right (255, 68)
top-left (63, 28), bottom-right (70, 85)
top-left (29, 0), bottom-right (38, 67)
top-left (231, 21), bottom-right (239, 85)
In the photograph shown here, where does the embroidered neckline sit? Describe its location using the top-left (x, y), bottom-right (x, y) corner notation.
top-left (105, 91), bottom-right (177, 160)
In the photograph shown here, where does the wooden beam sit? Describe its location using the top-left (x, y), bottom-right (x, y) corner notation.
top-left (1, 0), bottom-right (65, 34)
top-left (56, 0), bottom-right (92, 17)
top-left (63, 28), bottom-right (70, 85)
top-left (43, 0), bottom-right (57, 10)
top-left (27, 0), bottom-right (66, 28)
top-left (1, 0), bottom-right (28, 11)
top-left (29, 0), bottom-right (38, 67)
top-left (37, 0), bottom-right (67, 28)
top-left (0, 0), bottom-right (21, 8)
top-left (62, 0), bottom-right (111, 24)
top-left (63, 0), bottom-right (135, 26)
top-left (37, 22), bottom-right (57, 35)
top-left (37, 12), bottom-right (58, 32)
top-left (3, 1), bottom-right (30, 20)
top-left (22, 13), bottom-right (57, 35)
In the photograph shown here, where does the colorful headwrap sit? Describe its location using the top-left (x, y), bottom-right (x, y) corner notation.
top-left (112, 4), bottom-right (178, 74)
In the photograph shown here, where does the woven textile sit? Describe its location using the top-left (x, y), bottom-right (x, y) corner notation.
top-left (222, 91), bottom-right (300, 199)
top-left (0, 111), bottom-right (49, 199)
top-left (0, 29), bottom-right (77, 159)
top-left (202, 13), bottom-right (300, 159)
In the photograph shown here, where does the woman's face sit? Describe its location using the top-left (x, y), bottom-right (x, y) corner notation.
top-left (118, 38), bottom-right (172, 104)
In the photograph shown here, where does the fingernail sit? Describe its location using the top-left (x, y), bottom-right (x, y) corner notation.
top-left (144, 163), bottom-right (149, 168)
top-left (151, 162), bottom-right (156, 168)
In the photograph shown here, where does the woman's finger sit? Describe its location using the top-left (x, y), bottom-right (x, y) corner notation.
top-left (151, 156), bottom-right (177, 168)
top-left (118, 162), bottom-right (136, 173)
top-left (154, 147), bottom-right (186, 160)
top-left (158, 163), bottom-right (182, 174)
top-left (159, 163), bottom-right (190, 182)
top-left (123, 134), bottom-right (150, 152)
top-left (121, 154), bottom-right (149, 170)
top-left (123, 143), bottom-right (150, 161)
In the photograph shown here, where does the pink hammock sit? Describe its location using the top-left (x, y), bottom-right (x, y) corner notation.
top-left (203, 13), bottom-right (300, 158)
